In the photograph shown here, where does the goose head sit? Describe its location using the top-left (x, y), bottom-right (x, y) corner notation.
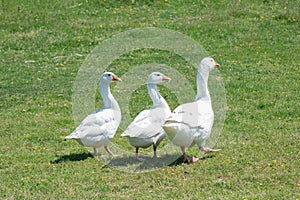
top-left (100, 72), bottom-right (122, 84)
top-left (199, 57), bottom-right (220, 72)
top-left (147, 72), bottom-right (171, 84)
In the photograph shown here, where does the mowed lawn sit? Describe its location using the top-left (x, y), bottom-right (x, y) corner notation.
top-left (0, 0), bottom-right (299, 199)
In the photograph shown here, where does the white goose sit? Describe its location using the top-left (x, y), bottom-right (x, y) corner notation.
top-left (162, 57), bottom-right (221, 162)
top-left (121, 72), bottom-right (171, 161)
top-left (65, 72), bottom-right (121, 156)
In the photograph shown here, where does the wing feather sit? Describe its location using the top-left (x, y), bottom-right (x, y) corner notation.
top-left (65, 108), bottom-right (119, 140)
top-left (165, 100), bottom-right (214, 130)
top-left (121, 107), bottom-right (169, 138)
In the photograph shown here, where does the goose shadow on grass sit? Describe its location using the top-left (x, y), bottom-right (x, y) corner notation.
top-left (168, 153), bottom-right (216, 166)
top-left (51, 152), bottom-right (94, 164)
top-left (103, 153), bottom-right (183, 172)
top-left (103, 153), bottom-right (217, 172)
top-left (100, 145), bottom-right (218, 172)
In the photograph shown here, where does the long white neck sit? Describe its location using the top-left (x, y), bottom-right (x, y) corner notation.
top-left (195, 67), bottom-right (211, 101)
top-left (100, 81), bottom-right (120, 112)
top-left (147, 83), bottom-right (169, 108)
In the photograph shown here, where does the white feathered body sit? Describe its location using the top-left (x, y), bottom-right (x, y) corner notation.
top-left (163, 58), bottom-right (218, 149)
top-left (65, 72), bottom-right (121, 151)
top-left (121, 75), bottom-right (171, 149)
top-left (121, 104), bottom-right (171, 148)
top-left (163, 98), bottom-right (214, 148)
top-left (65, 108), bottom-right (121, 147)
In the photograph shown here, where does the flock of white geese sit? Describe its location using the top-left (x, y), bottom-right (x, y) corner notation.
top-left (65, 57), bottom-right (221, 163)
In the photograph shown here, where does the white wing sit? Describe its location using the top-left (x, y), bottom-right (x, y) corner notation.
top-left (65, 108), bottom-right (119, 140)
top-left (165, 100), bottom-right (214, 131)
top-left (121, 106), bottom-right (169, 138)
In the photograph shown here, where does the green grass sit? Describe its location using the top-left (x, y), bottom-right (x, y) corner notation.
top-left (1, 0), bottom-right (299, 199)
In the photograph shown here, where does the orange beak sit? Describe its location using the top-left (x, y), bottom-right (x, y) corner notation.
top-left (214, 61), bottom-right (220, 68)
top-left (162, 75), bottom-right (171, 82)
top-left (112, 75), bottom-right (122, 81)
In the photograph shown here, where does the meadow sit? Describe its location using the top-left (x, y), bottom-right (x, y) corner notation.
top-left (0, 0), bottom-right (299, 199)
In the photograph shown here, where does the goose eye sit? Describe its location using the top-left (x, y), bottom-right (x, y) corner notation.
top-left (156, 74), bottom-right (160, 76)
top-left (108, 74), bottom-right (111, 76)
